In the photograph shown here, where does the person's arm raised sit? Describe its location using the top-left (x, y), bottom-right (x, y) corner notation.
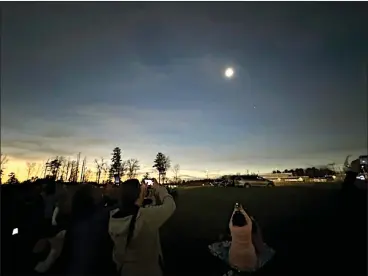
top-left (142, 182), bottom-right (176, 228)
top-left (239, 207), bottom-right (252, 226)
top-left (229, 206), bottom-right (238, 228)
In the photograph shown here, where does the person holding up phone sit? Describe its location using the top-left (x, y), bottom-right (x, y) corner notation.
top-left (228, 204), bottom-right (258, 271)
top-left (209, 203), bottom-right (275, 274)
top-left (109, 178), bottom-right (176, 276)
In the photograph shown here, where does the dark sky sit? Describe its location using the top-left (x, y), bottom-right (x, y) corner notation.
top-left (1, 2), bottom-right (367, 178)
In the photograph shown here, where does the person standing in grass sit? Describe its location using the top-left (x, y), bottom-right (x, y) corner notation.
top-left (57, 184), bottom-right (116, 276)
top-left (228, 205), bottom-right (258, 271)
top-left (209, 204), bottom-right (275, 274)
top-left (109, 178), bottom-right (176, 276)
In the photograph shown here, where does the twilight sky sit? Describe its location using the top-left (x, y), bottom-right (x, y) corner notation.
top-left (1, 2), bottom-right (367, 180)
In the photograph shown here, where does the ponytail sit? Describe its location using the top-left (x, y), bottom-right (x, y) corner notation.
top-left (125, 206), bottom-right (139, 249)
top-left (117, 179), bottom-right (142, 249)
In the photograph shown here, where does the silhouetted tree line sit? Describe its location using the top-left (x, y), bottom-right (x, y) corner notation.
top-left (272, 167), bottom-right (336, 178)
top-left (1, 148), bottom-right (177, 185)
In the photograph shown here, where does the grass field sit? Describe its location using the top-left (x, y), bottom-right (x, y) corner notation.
top-left (3, 183), bottom-right (365, 276)
top-left (159, 185), bottom-right (366, 275)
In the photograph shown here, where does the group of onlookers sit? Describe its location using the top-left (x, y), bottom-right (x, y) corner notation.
top-left (1, 157), bottom-right (364, 276)
top-left (4, 178), bottom-right (176, 276)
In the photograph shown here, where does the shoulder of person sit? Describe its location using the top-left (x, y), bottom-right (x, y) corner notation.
top-left (136, 207), bottom-right (158, 228)
top-left (137, 204), bottom-right (170, 221)
top-left (137, 205), bottom-right (157, 217)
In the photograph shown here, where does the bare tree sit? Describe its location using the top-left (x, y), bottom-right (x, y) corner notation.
top-left (50, 157), bottom-right (62, 180)
top-left (75, 152), bottom-right (81, 182)
top-left (172, 164), bottom-right (180, 183)
top-left (68, 161), bottom-right (78, 182)
top-left (63, 158), bottom-right (71, 181)
top-left (121, 161), bottom-right (128, 178)
top-left (26, 162), bottom-right (37, 180)
top-left (44, 158), bottom-right (52, 178)
top-left (84, 169), bottom-right (92, 182)
top-left (35, 163), bottom-right (43, 178)
top-left (0, 154), bottom-right (9, 168)
top-left (102, 164), bottom-right (110, 183)
top-left (127, 158), bottom-right (140, 179)
top-left (0, 154), bottom-right (9, 180)
top-left (80, 156), bottom-right (87, 182)
top-left (95, 157), bottom-right (106, 184)
top-left (57, 156), bottom-right (67, 181)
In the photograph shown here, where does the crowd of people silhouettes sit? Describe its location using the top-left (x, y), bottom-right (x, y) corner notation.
top-left (1, 157), bottom-right (365, 276)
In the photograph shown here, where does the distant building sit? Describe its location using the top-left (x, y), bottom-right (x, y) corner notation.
top-left (261, 172), bottom-right (293, 179)
top-left (260, 172), bottom-right (305, 182)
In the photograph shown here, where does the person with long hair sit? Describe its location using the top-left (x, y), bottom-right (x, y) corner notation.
top-left (52, 184), bottom-right (72, 231)
top-left (58, 184), bottom-right (115, 276)
top-left (109, 178), bottom-right (176, 276)
top-left (69, 185), bottom-right (97, 222)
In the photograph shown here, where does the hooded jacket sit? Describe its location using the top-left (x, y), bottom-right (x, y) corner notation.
top-left (109, 185), bottom-right (176, 276)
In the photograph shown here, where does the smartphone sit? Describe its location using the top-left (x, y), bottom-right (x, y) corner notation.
top-left (12, 228), bottom-right (19, 235)
top-left (359, 155), bottom-right (368, 165)
top-left (144, 179), bottom-right (153, 186)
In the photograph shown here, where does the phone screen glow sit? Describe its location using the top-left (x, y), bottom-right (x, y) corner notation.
top-left (145, 180), bottom-right (153, 186)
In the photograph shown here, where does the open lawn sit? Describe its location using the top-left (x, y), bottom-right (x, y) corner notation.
top-left (3, 184), bottom-right (366, 276)
top-left (160, 186), bottom-right (367, 275)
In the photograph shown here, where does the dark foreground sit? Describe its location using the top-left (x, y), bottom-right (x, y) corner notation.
top-left (3, 185), bottom-right (367, 276)
top-left (161, 186), bottom-right (367, 275)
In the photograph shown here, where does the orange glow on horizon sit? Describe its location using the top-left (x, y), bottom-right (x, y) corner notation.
top-left (1, 155), bottom-right (286, 183)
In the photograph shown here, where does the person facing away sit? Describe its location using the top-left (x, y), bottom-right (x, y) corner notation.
top-left (342, 158), bottom-right (366, 192)
top-left (229, 205), bottom-right (258, 271)
top-left (109, 178), bottom-right (176, 276)
top-left (41, 182), bottom-right (57, 225)
top-left (52, 185), bottom-right (72, 231)
top-left (56, 184), bottom-right (115, 276)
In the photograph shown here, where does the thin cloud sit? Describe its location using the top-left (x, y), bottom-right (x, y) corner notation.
top-left (1, 103), bottom-right (210, 165)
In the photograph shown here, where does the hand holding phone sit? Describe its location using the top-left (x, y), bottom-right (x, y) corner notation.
top-left (359, 156), bottom-right (368, 174)
top-left (360, 155), bottom-right (368, 163)
top-left (152, 178), bottom-right (159, 187)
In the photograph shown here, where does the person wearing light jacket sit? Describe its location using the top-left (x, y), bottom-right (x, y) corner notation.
top-left (228, 206), bottom-right (258, 271)
top-left (109, 178), bottom-right (176, 276)
top-left (208, 204), bottom-right (275, 274)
